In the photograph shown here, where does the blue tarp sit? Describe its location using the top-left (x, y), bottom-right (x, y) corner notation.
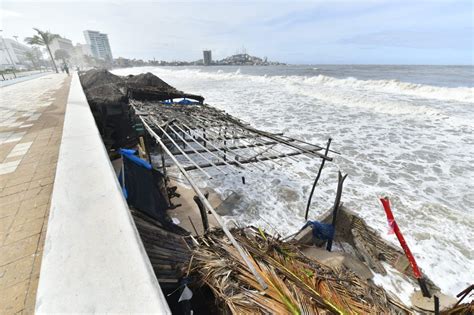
top-left (178, 99), bottom-right (199, 105)
top-left (303, 220), bottom-right (335, 241)
top-left (118, 148), bottom-right (152, 170)
top-left (118, 148), bottom-right (170, 221)
top-left (161, 99), bottom-right (200, 105)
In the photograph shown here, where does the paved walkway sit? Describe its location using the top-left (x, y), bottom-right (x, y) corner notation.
top-left (0, 72), bottom-right (53, 88)
top-left (0, 74), bottom-right (71, 314)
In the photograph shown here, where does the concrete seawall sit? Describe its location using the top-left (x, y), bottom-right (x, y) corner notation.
top-left (35, 73), bottom-right (170, 313)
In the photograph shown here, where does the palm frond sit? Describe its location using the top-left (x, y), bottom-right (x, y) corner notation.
top-left (30, 28), bottom-right (60, 45)
top-left (24, 35), bottom-right (44, 46)
top-left (190, 227), bottom-right (412, 314)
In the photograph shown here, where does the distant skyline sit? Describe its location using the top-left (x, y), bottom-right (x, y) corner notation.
top-left (1, 0), bottom-right (473, 65)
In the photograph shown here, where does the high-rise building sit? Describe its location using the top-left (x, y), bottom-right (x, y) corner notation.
top-left (83, 30), bottom-right (113, 61)
top-left (0, 37), bottom-right (32, 69)
top-left (203, 50), bottom-right (212, 66)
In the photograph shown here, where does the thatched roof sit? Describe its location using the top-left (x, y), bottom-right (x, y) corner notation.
top-left (79, 69), bottom-right (205, 104)
top-left (191, 227), bottom-right (412, 314)
top-left (126, 72), bottom-right (175, 90)
top-left (80, 69), bottom-right (128, 107)
top-left (78, 69), bottom-right (204, 149)
top-left (80, 69), bottom-right (125, 90)
top-left (126, 72), bottom-right (205, 103)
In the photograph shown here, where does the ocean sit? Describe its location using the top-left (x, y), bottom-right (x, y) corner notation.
top-left (113, 65), bottom-right (473, 301)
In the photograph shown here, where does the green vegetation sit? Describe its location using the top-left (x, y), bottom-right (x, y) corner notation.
top-left (25, 28), bottom-right (60, 73)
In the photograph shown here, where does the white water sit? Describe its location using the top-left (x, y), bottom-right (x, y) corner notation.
top-left (114, 66), bottom-right (474, 299)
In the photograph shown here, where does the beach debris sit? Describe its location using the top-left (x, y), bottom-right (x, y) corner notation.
top-left (126, 72), bottom-right (204, 103)
top-left (190, 226), bottom-right (411, 314)
top-left (79, 69), bottom-right (206, 150)
top-left (131, 209), bottom-right (192, 286)
top-left (411, 291), bottom-right (457, 313)
top-left (131, 99), bottom-right (333, 178)
top-left (292, 205), bottom-right (441, 294)
top-left (305, 138), bottom-right (332, 220)
top-left (326, 171), bottom-right (348, 251)
top-left (142, 117), bottom-right (269, 290)
top-left (439, 284), bottom-right (473, 314)
top-left (380, 197), bottom-right (431, 298)
top-left (193, 194), bottom-right (210, 232)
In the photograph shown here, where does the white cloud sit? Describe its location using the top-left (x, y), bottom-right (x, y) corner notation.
top-left (0, 9), bottom-right (22, 19)
top-left (1, 0), bottom-right (471, 64)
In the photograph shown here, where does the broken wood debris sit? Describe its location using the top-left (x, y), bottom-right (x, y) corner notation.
top-left (130, 100), bottom-right (335, 179)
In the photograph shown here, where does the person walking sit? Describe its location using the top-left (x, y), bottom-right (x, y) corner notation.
top-left (63, 63), bottom-right (70, 75)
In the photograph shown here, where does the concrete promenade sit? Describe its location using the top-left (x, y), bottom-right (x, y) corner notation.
top-left (0, 73), bottom-right (71, 314)
top-left (0, 72), bottom-right (52, 88)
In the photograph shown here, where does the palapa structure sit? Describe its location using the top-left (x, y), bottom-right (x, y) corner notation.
top-left (190, 227), bottom-right (411, 314)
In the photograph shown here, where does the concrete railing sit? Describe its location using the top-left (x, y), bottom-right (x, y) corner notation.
top-left (36, 73), bottom-right (171, 313)
top-left (0, 69), bottom-right (51, 81)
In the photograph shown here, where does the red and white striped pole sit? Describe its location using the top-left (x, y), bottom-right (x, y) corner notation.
top-left (380, 197), bottom-right (431, 298)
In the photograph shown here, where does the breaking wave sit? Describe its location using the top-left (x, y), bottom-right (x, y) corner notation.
top-left (302, 74), bottom-right (474, 103)
top-left (143, 67), bottom-right (473, 103)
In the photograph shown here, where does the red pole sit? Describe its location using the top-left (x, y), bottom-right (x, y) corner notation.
top-left (380, 197), bottom-right (431, 297)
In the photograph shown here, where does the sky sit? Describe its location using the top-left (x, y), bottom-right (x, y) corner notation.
top-left (1, 0), bottom-right (473, 65)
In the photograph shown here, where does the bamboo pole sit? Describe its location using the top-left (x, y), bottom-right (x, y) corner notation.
top-left (193, 115), bottom-right (286, 167)
top-left (142, 117), bottom-right (269, 290)
top-left (304, 138), bottom-right (332, 221)
top-left (326, 171), bottom-right (348, 251)
top-left (172, 123), bottom-right (242, 174)
top-left (167, 124), bottom-right (227, 175)
top-left (190, 118), bottom-right (276, 170)
top-left (149, 117), bottom-right (212, 179)
top-left (179, 121), bottom-right (266, 172)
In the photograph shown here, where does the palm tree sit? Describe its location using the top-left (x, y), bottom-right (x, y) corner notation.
top-left (54, 49), bottom-right (70, 64)
top-left (24, 51), bottom-right (38, 69)
top-left (24, 28), bottom-right (59, 73)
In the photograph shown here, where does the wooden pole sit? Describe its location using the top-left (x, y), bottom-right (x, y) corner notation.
top-left (188, 216), bottom-right (199, 236)
top-left (142, 117), bottom-right (269, 290)
top-left (326, 171), bottom-right (347, 251)
top-left (304, 138), bottom-right (332, 221)
top-left (193, 195), bottom-right (209, 232)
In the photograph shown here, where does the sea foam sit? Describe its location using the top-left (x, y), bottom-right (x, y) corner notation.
top-left (113, 66), bottom-right (474, 298)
